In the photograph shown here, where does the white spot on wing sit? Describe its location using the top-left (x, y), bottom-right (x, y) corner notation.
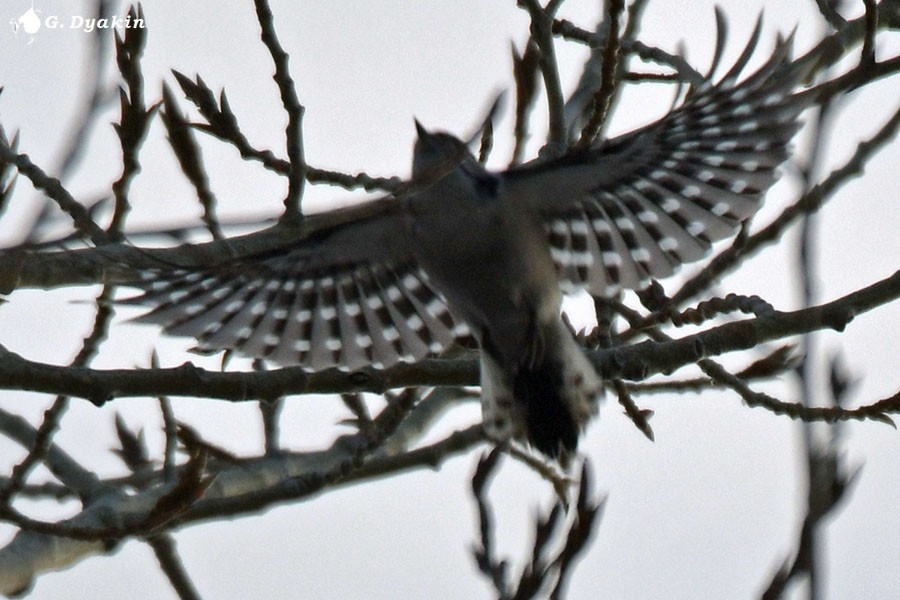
top-left (631, 248), bottom-right (651, 262)
top-left (407, 314), bottom-right (424, 330)
top-left (452, 322), bottom-right (470, 337)
top-left (637, 211), bottom-right (658, 224)
top-left (425, 297), bottom-right (446, 316)
top-left (687, 221), bottom-right (706, 236)
top-left (401, 273), bottom-right (420, 291)
top-left (570, 220), bottom-right (589, 235)
top-left (712, 202), bottom-right (731, 216)
top-left (731, 180), bottom-right (749, 194)
top-left (661, 198), bottom-right (681, 213)
top-left (682, 185), bottom-right (701, 198)
top-left (614, 217), bottom-right (635, 231)
top-left (591, 218), bottom-right (611, 233)
top-left (633, 179), bottom-right (652, 192)
top-left (601, 252), bottom-right (622, 267)
top-left (550, 220), bottom-right (569, 235)
top-left (659, 237), bottom-right (678, 251)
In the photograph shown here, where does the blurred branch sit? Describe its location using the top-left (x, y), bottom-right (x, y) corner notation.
top-left (0, 421), bottom-right (483, 595)
top-left (0, 285), bottom-right (116, 506)
top-left (23, 0), bottom-right (118, 244)
top-left (0, 3), bottom-right (898, 598)
top-left (109, 5), bottom-right (156, 238)
top-left (253, 0), bottom-right (306, 223)
top-left (668, 98), bottom-right (900, 308)
top-left (518, 0), bottom-right (567, 151)
top-left (0, 407), bottom-right (101, 500)
top-left (0, 137), bottom-right (109, 245)
top-left (510, 39), bottom-right (541, 166)
top-left (146, 534), bottom-right (203, 600)
top-left (169, 71), bottom-right (402, 193)
top-left (161, 83), bottom-right (223, 240)
top-left (576, 0), bottom-right (624, 146)
top-left (613, 378), bottom-right (654, 441)
top-left (1, 270), bottom-right (898, 420)
top-left (552, 17), bottom-right (706, 86)
top-left (472, 456), bottom-right (604, 600)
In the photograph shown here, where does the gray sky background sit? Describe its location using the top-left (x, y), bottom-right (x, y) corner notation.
top-left (1, 1), bottom-right (899, 598)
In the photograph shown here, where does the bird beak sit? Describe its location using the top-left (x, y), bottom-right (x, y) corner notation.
top-left (414, 119), bottom-right (428, 139)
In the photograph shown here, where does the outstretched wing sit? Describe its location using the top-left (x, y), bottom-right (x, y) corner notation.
top-left (125, 203), bottom-right (468, 371)
top-left (504, 34), bottom-right (811, 294)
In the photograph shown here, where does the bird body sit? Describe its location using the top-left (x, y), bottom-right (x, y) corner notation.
top-left (129, 34), bottom-right (811, 459)
top-left (406, 125), bottom-right (600, 455)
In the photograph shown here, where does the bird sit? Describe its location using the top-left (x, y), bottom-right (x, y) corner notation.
top-left (127, 33), bottom-right (811, 460)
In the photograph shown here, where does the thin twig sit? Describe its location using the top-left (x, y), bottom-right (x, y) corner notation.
top-left (669, 100), bottom-right (900, 308)
top-left (0, 140), bottom-right (109, 245)
top-left (0, 285), bottom-right (116, 505)
top-left (109, 5), bottom-right (155, 238)
top-left (253, 0), bottom-right (306, 223)
top-left (577, 0), bottom-right (624, 146)
top-left (519, 0), bottom-right (568, 151)
top-left (146, 534), bottom-right (203, 600)
top-left (161, 83), bottom-right (223, 240)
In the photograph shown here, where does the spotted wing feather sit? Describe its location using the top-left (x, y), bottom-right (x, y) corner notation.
top-left (506, 35), bottom-right (811, 294)
top-left (126, 211), bottom-right (468, 372)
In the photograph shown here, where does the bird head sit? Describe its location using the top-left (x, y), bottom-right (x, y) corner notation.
top-left (412, 120), bottom-right (473, 183)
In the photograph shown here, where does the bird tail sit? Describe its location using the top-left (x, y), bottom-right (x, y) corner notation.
top-left (480, 319), bottom-right (601, 459)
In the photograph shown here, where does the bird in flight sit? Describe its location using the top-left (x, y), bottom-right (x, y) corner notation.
top-left (128, 32), bottom-right (811, 460)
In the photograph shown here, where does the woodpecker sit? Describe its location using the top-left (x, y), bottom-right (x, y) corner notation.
top-left (129, 36), bottom-right (810, 459)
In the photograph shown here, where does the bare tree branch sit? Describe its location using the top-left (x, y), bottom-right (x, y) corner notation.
top-left (253, 0), bottom-right (306, 223)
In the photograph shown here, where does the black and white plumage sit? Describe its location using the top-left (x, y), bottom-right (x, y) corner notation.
top-left (128, 37), bottom-right (810, 458)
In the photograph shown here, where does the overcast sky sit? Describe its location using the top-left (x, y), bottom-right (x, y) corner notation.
top-left (1, 1), bottom-right (900, 598)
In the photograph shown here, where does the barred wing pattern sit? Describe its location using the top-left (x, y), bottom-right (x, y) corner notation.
top-left (129, 37), bottom-right (809, 375)
top-left (127, 213), bottom-right (469, 372)
top-left (506, 38), bottom-right (809, 294)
